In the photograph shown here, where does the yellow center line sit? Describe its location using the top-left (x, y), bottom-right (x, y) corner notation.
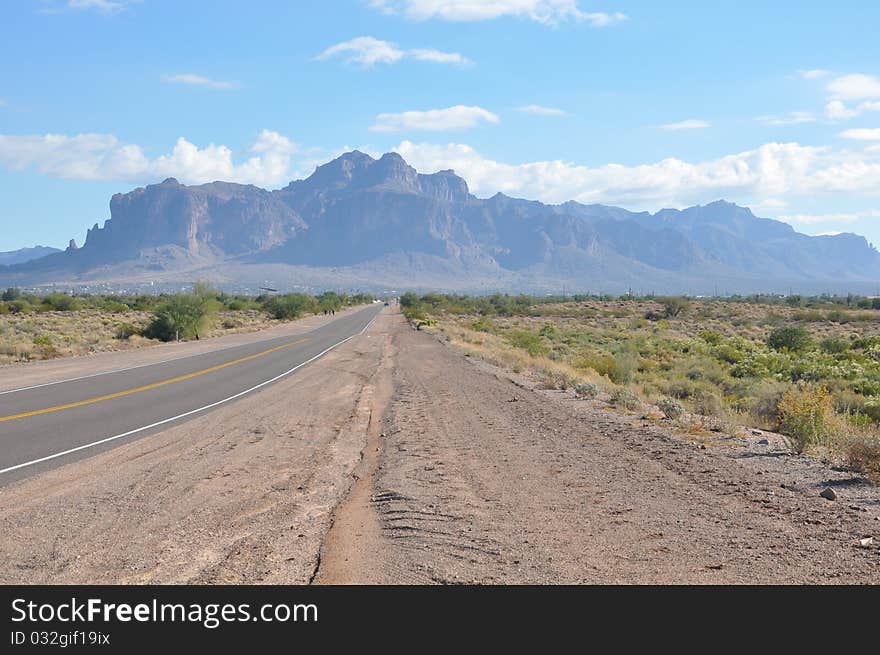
top-left (0, 337), bottom-right (310, 423)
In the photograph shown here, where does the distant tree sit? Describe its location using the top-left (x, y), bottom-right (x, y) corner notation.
top-left (2, 288), bottom-right (20, 302)
top-left (145, 293), bottom-right (218, 341)
top-left (659, 296), bottom-right (689, 318)
top-left (767, 326), bottom-right (812, 352)
top-left (263, 293), bottom-right (316, 320)
top-left (399, 292), bottom-right (420, 308)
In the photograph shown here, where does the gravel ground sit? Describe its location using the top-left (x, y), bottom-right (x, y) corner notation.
top-left (315, 314), bottom-right (880, 584)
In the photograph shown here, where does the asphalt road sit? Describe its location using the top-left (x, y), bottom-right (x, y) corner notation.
top-left (0, 304), bottom-right (383, 484)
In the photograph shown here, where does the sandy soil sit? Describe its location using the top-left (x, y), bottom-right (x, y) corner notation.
top-left (2, 309), bottom-right (878, 584)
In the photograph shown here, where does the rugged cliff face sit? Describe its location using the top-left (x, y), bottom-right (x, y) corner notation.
top-left (3, 150), bottom-right (880, 292)
top-left (81, 178), bottom-right (305, 261)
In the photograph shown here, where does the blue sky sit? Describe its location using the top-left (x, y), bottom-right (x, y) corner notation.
top-left (2, 0), bottom-right (880, 251)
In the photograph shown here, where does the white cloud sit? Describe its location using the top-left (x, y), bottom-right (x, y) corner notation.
top-left (661, 119), bottom-right (710, 131)
top-left (825, 100), bottom-right (859, 120)
top-left (756, 112), bottom-right (815, 126)
top-left (798, 72), bottom-right (880, 121)
top-left (825, 99), bottom-right (880, 120)
top-left (393, 139), bottom-right (880, 207)
top-left (367, 0), bottom-right (627, 26)
top-left (827, 73), bottom-right (880, 100)
top-left (517, 104), bottom-right (568, 116)
top-left (798, 69), bottom-right (829, 80)
top-left (371, 106), bottom-right (500, 132)
top-left (66, 0), bottom-right (128, 12)
top-left (840, 128), bottom-right (880, 141)
top-left (161, 73), bottom-right (238, 90)
top-left (408, 48), bottom-right (471, 65)
top-left (316, 36), bottom-right (469, 67)
top-left (0, 130), bottom-right (299, 187)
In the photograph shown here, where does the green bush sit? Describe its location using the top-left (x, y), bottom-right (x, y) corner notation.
top-left (115, 323), bottom-right (141, 340)
top-left (767, 326), bottom-right (812, 352)
top-left (700, 330), bottom-right (723, 345)
top-left (145, 293), bottom-right (218, 342)
top-left (42, 293), bottom-right (81, 312)
top-left (263, 294), bottom-right (316, 320)
top-left (820, 337), bottom-right (849, 354)
top-left (507, 330), bottom-right (548, 357)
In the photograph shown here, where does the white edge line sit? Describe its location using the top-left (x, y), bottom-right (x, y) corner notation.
top-left (0, 308), bottom-right (382, 477)
top-left (0, 307), bottom-right (371, 396)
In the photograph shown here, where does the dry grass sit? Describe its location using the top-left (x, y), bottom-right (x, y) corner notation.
top-left (0, 309), bottom-right (277, 365)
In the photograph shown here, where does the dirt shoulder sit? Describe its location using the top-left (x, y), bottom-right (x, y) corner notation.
top-left (316, 313), bottom-right (880, 584)
top-left (0, 311), bottom-right (391, 584)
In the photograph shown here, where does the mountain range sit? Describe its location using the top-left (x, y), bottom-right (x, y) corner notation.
top-left (3, 150), bottom-right (880, 294)
top-left (0, 245), bottom-right (61, 267)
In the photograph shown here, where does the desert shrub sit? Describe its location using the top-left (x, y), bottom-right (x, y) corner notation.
top-left (145, 293), bottom-right (218, 341)
top-left (843, 435), bottom-right (880, 483)
top-left (507, 330), bottom-right (548, 357)
top-left (538, 323), bottom-right (556, 338)
top-left (692, 391), bottom-right (724, 417)
top-left (609, 388), bottom-right (641, 410)
top-left (263, 293), bottom-right (315, 320)
top-left (731, 349), bottom-right (790, 378)
top-left (114, 323), bottom-right (141, 340)
top-left (582, 353), bottom-right (616, 378)
top-left (0, 302), bottom-right (8, 315)
top-left (700, 330), bottom-right (723, 345)
top-left (538, 368), bottom-right (576, 390)
top-left (225, 299), bottom-right (247, 311)
top-left (778, 384), bottom-right (836, 452)
top-left (574, 382), bottom-right (599, 399)
top-left (657, 397), bottom-right (684, 420)
top-left (32, 334), bottom-right (52, 347)
top-left (609, 352), bottom-right (639, 384)
top-left (747, 383), bottom-right (786, 429)
top-left (767, 326), bottom-right (812, 352)
top-left (712, 342), bottom-right (746, 364)
top-left (8, 300), bottom-right (31, 314)
top-left (820, 337), bottom-right (850, 354)
top-left (660, 297), bottom-right (689, 318)
top-left (399, 291), bottom-right (420, 308)
top-left (42, 293), bottom-right (81, 312)
top-left (101, 300), bottom-right (130, 313)
top-left (470, 318), bottom-right (493, 333)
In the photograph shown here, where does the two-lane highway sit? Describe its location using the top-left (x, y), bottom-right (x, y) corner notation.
top-left (0, 304), bottom-right (383, 483)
